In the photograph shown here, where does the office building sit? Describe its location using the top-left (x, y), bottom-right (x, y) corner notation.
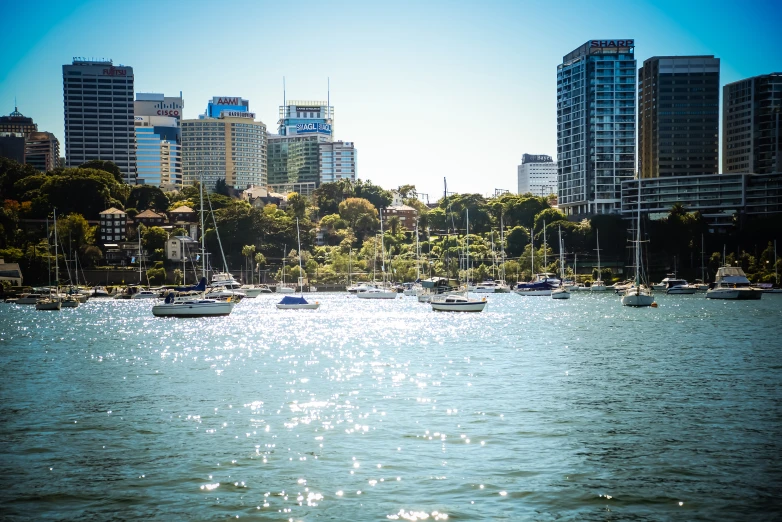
top-left (319, 141), bottom-right (357, 184)
top-left (621, 173), bottom-right (782, 232)
top-left (557, 40), bottom-right (637, 215)
top-left (723, 72), bottom-right (782, 174)
top-left (278, 100), bottom-right (334, 139)
top-left (62, 59), bottom-right (135, 182)
top-left (0, 134), bottom-right (25, 163)
top-left (267, 133), bottom-right (325, 194)
top-left (517, 154), bottom-right (557, 196)
top-left (0, 106), bottom-right (36, 135)
top-left (25, 132), bottom-right (60, 172)
top-left (181, 96), bottom-right (266, 191)
top-left (638, 56), bottom-right (720, 178)
top-left (134, 93), bottom-right (184, 188)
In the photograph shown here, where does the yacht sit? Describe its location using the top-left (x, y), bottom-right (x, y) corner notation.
top-left (693, 279), bottom-right (709, 291)
top-left (551, 227), bottom-right (570, 299)
top-left (356, 286), bottom-right (398, 299)
top-left (91, 286), bottom-right (111, 298)
top-left (590, 229), bottom-right (609, 291)
top-left (348, 282), bottom-right (378, 294)
top-left (15, 292), bottom-right (46, 304)
top-left (430, 293), bottom-right (487, 312)
top-left (514, 274), bottom-right (559, 296)
top-left (621, 180), bottom-right (655, 307)
top-left (664, 278), bottom-right (697, 294)
top-left (705, 266), bottom-right (763, 300)
top-left (276, 219), bottom-right (321, 310)
top-left (240, 284), bottom-right (272, 297)
top-left (357, 210), bottom-right (398, 300)
top-left (131, 289), bottom-right (159, 299)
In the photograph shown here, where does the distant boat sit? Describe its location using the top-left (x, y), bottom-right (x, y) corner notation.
top-left (276, 218), bottom-right (320, 310)
top-left (621, 180), bottom-right (655, 307)
top-left (590, 229), bottom-right (608, 291)
top-left (358, 210), bottom-right (397, 300)
top-left (705, 266), bottom-right (763, 300)
top-left (551, 226), bottom-right (570, 300)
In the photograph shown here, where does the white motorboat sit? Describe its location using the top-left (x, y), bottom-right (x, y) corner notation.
top-left (430, 293), bottom-right (487, 312)
top-left (475, 280), bottom-right (510, 293)
top-left (131, 289), bottom-right (159, 299)
top-left (590, 281), bottom-right (608, 292)
top-left (664, 278), bottom-right (697, 294)
top-left (621, 179), bottom-right (655, 308)
top-left (348, 282), bottom-right (377, 294)
top-left (356, 287), bottom-right (398, 299)
top-left (240, 284), bottom-right (272, 297)
top-left (705, 266), bottom-right (763, 300)
top-left (276, 285), bottom-right (295, 294)
top-left (152, 295), bottom-right (235, 317)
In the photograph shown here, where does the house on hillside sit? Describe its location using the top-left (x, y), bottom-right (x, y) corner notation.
top-left (0, 258), bottom-right (23, 286)
top-left (134, 209), bottom-right (167, 227)
top-left (99, 207), bottom-right (128, 244)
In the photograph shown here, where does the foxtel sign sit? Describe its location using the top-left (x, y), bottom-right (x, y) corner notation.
top-left (591, 39), bottom-right (634, 48)
top-left (295, 123), bottom-right (332, 134)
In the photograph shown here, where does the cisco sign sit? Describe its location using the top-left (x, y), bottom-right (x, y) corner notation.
top-left (296, 123), bottom-right (332, 134)
top-left (590, 39), bottom-right (634, 48)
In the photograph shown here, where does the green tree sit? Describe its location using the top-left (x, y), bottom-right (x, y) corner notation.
top-left (287, 192), bottom-right (308, 219)
top-left (147, 267), bottom-right (166, 285)
top-left (127, 185), bottom-right (169, 212)
top-left (242, 244), bottom-right (256, 283)
top-left (55, 213), bottom-right (96, 252)
top-left (353, 179), bottom-right (393, 209)
top-left (214, 178), bottom-right (231, 196)
top-left (142, 226), bottom-right (168, 252)
top-left (338, 197), bottom-right (380, 241)
top-left (312, 179), bottom-right (354, 215)
top-left (505, 226), bottom-right (530, 257)
top-left (78, 160), bottom-right (123, 183)
top-left (387, 215), bottom-right (402, 236)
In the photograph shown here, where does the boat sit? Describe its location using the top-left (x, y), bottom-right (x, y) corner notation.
top-left (621, 179), bottom-right (655, 307)
top-left (276, 218), bottom-right (320, 309)
top-left (349, 282), bottom-right (379, 294)
top-left (131, 289), bottom-right (159, 299)
top-left (763, 240), bottom-right (782, 293)
top-left (664, 278), bottom-right (697, 294)
top-left (61, 295), bottom-right (80, 308)
top-left (514, 225), bottom-right (555, 296)
top-left (551, 226), bottom-right (571, 300)
top-left (357, 211), bottom-right (397, 300)
top-left (15, 292), bottom-right (46, 304)
top-left (590, 229), bottom-right (608, 291)
top-left (36, 211), bottom-right (63, 311)
top-left (693, 279), bottom-right (709, 292)
top-left (152, 176), bottom-right (236, 317)
top-left (240, 284), bottom-right (272, 297)
top-left (275, 243), bottom-right (297, 293)
top-left (430, 205), bottom-right (486, 312)
top-left (705, 266), bottom-right (763, 300)
top-left (91, 286), bottom-right (110, 298)
top-left (35, 296), bottom-right (61, 311)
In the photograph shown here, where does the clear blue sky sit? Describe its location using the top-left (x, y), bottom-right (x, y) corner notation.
top-left (1, 0), bottom-right (780, 199)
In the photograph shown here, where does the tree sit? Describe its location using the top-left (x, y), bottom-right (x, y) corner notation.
top-left (142, 226), bottom-right (168, 252)
top-left (353, 179), bottom-right (393, 209)
top-left (397, 184), bottom-right (417, 199)
top-left (313, 179), bottom-right (354, 216)
top-left (387, 215), bottom-right (402, 236)
top-left (78, 160), bottom-right (123, 183)
top-left (254, 252), bottom-right (266, 281)
top-left (56, 213), bottom-right (96, 252)
top-left (214, 178), bottom-right (231, 196)
top-left (242, 244), bottom-right (256, 283)
top-left (533, 207), bottom-right (567, 233)
top-left (505, 226), bottom-right (530, 257)
top-left (287, 192), bottom-right (308, 219)
top-left (338, 198), bottom-right (380, 241)
top-left (147, 267), bottom-right (166, 285)
top-left (127, 185), bottom-right (169, 212)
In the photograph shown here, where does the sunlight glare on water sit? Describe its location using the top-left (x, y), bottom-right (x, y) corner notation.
top-left (1, 292), bottom-right (781, 520)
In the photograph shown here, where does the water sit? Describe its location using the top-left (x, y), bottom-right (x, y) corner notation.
top-left (1, 293), bottom-right (781, 520)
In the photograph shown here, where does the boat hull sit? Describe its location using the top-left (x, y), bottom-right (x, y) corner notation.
top-left (356, 291), bottom-right (398, 299)
top-left (621, 293), bottom-right (655, 307)
top-left (513, 289), bottom-right (551, 296)
top-left (551, 289), bottom-right (571, 299)
top-left (35, 300), bottom-right (62, 310)
top-left (61, 300), bottom-right (79, 308)
top-left (430, 300), bottom-right (487, 312)
top-left (590, 285), bottom-right (609, 292)
top-left (666, 287), bottom-right (697, 295)
top-left (276, 286), bottom-right (295, 294)
top-left (275, 303), bottom-right (320, 310)
top-left (705, 288), bottom-right (762, 300)
top-left (152, 301), bottom-right (235, 317)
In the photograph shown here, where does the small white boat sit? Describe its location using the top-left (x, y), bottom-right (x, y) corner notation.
top-left (621, 286), bottom-right (656, 307)
top-left (621, 179), bottom-right (656, 308)
top-left (664, 278), bottom-right (697, 294)
top-left (91, 286), bottom-right (111, 298)
top-left (705, 266), bottom-right (763, 300)
top-left (152, 295), bottom-right (235, 317)
top-left (276, 284), bottom-right (295, 294)
top-left (15, 292), bottom-right (45, 304)
top-left (240, 284), bottom-right (272, 297)
top-left (551, 287), bottom-right (571, 299)
top-left (430, 293), bottom-right (487, 312)
top-left (131, 289), bottom-right (159, 299)
top-left (356, 287), bottom-right (398, 299)
top-left (589, 281), bottom-right (608, 292)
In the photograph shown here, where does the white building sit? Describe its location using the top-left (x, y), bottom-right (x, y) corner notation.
top-left (166, 236), bottom-right (199, 262)
top-left (518, 154), bottom-right (558, 196)
top-left (319, 141), bottom-right (356, 184)
top-left (181, 97), bottom-right (267, 191)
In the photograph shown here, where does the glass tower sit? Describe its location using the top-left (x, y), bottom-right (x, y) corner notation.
top-left (557, 40), bottom-right (636, 215)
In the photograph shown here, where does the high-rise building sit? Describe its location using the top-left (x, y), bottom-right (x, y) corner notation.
top-left (278, 100), bottom-right (334, 139)
top-left (62, 59), bottom-right (135, 182)
top-left (0, 107), bottom-right (36, 135)
top-left (517, 154), bottom-right (557, 196)
top-left (0, 134), bottom-right (25, 164)
top-left (267, 133), bottom-right (325, 195)
top-left (25, 132), bottom-right (60, 172)
top-left (723, 72), bottom-right (782, 174)
top-left (134, 93), bottom-right (184, 188)
top-left (319, 141), bottom-right (357, 184)
top-left (638, 56), bottom-right (720, 179)
top-left (181, 96), bottom-right (266, 191)
top-left (557, 40), bottom-right (637, 215)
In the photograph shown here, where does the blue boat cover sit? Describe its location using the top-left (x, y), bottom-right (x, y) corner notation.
top-left (278, 295), bottom-right (308, 305)
top-left (173, 277), bottom-right (207, 292)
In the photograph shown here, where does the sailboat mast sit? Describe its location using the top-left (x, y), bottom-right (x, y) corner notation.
top-left (380, 208), bottom-right (386, 284)
top-left (466, 209), bottom-right (469, 288)
top-left (775, 240), bottom-right (778, 285)
top-left (543, 219), bottom-right (547, 270)
top-left (558, 225), bottom-right (564, 280)
top-left (636, 178), bottom-right (642, 285)
top-left (596, 229), bottom-right (601, 280)
top-left (415, 222), bottom-right (420, 280)
top-left (46, 218), bottom-right (51, 287)
top-left (296, 218), bottom-right (303, 294)
top-left (200, 175), bottom-right (206, 279)
top-left (53, 209), bottom-right (59, 288)
top-left (530, 224), bottom-right (534, 277)
top-left (500, 214), bottom-right (505, 282)
top-left (701, 234), bottom-right (706, 283)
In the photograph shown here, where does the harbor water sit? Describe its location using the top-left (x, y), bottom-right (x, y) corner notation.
top-left (1, 293), bottom-right (781, 520)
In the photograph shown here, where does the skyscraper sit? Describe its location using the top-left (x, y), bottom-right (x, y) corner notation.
top-left (62, 59), bottom-right (135, 182)
top-left (319, 141), bottom-right (357, 185)
top-left (557, 40), bottom-right (636, 215)
top-left (638, 56), bottom-right (720, 178)
top-left (134, 93), bottom-right (184, 188)
top-left (278, 100), bottom-right (334, 139)
top-left (723, 72), bottom-right (782, 174)
top-left (181, 97), bottom-right (267, 191)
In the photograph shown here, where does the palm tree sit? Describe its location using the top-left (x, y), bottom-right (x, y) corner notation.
top-left (241, 244), bottom-right (256, 284)
top-left (387, 215), bottom-right (401, 236)
top-left (254, 252), bottom-right (266, 283)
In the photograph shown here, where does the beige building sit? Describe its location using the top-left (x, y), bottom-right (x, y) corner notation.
top-left (181, 112), bottom-right (267, 191)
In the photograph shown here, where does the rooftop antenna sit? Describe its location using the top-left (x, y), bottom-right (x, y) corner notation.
top-left (283, 76), bottom-right (286, 109)
top-left (327, 77), bottom-right (330, 118)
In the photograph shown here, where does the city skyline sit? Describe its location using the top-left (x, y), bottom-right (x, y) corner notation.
top-left (1, 0), bottom-right (780, 198)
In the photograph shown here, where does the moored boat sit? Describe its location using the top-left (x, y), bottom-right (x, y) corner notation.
top-left (705, 266), bottom-right (763, 300)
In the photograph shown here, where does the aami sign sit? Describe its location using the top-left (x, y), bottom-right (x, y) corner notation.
top-left (214, 97), bottom-right (241, 105)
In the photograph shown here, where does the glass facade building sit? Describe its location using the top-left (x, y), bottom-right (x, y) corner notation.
top-left (557, 40), bottom-right (636, 215)
top-left (267, 133), bottom-right (326, 188)
top-left (638, 56), bottom-right (720, 179)
top-left (319, 141), bottom-right (356, 184)
top-left (134, 123), bottom-right (181, 188)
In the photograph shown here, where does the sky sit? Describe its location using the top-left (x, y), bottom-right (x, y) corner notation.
top-left (1, 0), bottom-right (780, 200)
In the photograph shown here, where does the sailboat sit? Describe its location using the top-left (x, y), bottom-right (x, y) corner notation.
top-left (552, 226), bottom-right (571, 299)
top-left (277, 218), bottom-right (320, 309)
top-left (358, 209), bottom-right (397, 299)
top-left (276, 244), bottom-right (295, 293)
top-left (404, 223), bottom-right (424, 296)
top-left (36, 211), bottom-right (62, 311)
top-left (513, 223), bottom-right (557, 296)
top-left (152, 177), bottom-right (236, 317)
top-left (621, 179), bottom-right (655, 307)
top-left (590, 229), bottom-right (608, 291)
top-left (431, 209), bottom-right (487, 312)
top-left (765, 241), bottom-right (782, 293)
